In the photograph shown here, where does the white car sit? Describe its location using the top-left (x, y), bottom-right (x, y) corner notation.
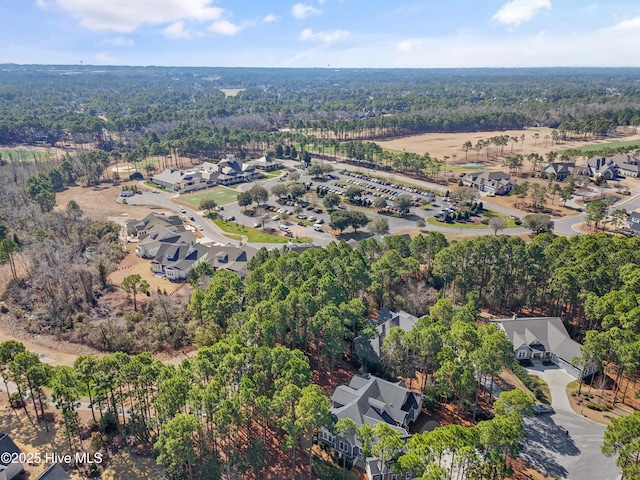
top-left (272, 215), bottom-right (280, 221)
top-left (196, 225), bottom-right (204, 231)
top-left (308, 216), bottom-right (316, 222)
top-left (279, 224), bottom-right (290, 232)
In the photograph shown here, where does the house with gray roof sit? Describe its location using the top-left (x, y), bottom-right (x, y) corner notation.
top-left (36, 463), bottom-right (72, 480)
top-left (0, 433), bottom-right (24, 480)
top-left (461, 171), bottom-right (514, 195)
top-left (611, 153), bottom-right (640, 177)
top-left (586, 156), bottom-right (619, 179)
top-left (244, 155), bottom-right (282, 172)
top-left (151, 168), bottom-right (209, 193)
top-left (370, 308), bottom-right (419, 359)
top-left (151, 244), bottom-right (211, 281)
top-left (126, 213), bottom-right (183, 238)
top-left (543, 162), bottom-right (575, 181)
top-left (319, 374), bottom-right (422, 476)
top-left (491, 316), bottom-right (596, 378)
top-left (135, 225), bottom-right (196, 258)
top-left (206, 245), bottom-right (258, 276)
top-left (626, 211), bottom-right (640, 235)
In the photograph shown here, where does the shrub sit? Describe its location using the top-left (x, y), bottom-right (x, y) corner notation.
top-left (586, 402), bottom-right (606, 411)
top-left (481, 219), bottom-right (489, 225)
top-left (514, 218), bottom-right (522, 226)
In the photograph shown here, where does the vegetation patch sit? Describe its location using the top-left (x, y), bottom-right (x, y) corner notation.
top-left (178, 187), bottom-right (239, 207)
top-left (213, 219), bottom-right (311, 243)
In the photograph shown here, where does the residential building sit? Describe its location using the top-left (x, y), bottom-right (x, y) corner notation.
top-left (611, 153), bottom-right (640, 177)
top-left (0, 433), bottom-right (23, 480)
top-left (461, 171), bottom-right (514, 195)
top-left (586, 156), bottom-right (619, 179)
top-left (370, 308), bottom-right (419, 359)
top-left (36, 463), bottom-right (72, 480)
top-left (319, 374), bottom-right (422, 477)
top-left (126, 213), bottom-right (183, 238)
top-left (135, 224), bottom-right (196, 259)
top-left (491, 316), bottom-right (597, 378)
top-left (626, 211), bottom-right (640, 236)
top-left (206, 245), bottom-right (258, 276)
top-left (150, 244), bottom-right (211, 281)
top-left (543, 162), bottom-right (575, 181)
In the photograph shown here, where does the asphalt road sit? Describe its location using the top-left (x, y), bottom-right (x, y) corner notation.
top-left (521, 365), bottom-right (620, 480)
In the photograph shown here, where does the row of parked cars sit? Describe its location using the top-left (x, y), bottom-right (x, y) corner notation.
top-left (341, 171), bottom-right (438, 198)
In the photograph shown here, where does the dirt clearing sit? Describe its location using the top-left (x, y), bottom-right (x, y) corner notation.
top-left (375, 126), bottom-right (640, 163)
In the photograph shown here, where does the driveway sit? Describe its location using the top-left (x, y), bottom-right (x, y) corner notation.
top-left (521, 365), bottom-right (620, 480)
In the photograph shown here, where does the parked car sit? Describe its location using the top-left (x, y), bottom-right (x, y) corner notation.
top-left (272, 215), bottom-right (280, 221)
top-left (533, 405), bottom-right (554, 415)
top-left (196, 225), bottom-right (204, 231)
top-left (226, 216), bottom-right (235, 222)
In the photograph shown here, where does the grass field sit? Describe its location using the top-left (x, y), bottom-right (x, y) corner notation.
top-left (559, 138), bottom-right (640, 154)
top-left (0, 148), bottom-right (48, 160)
top-left (179, 187), bottom-right (239, 207)
top-left (133, 157), bottom-right (162, 169)
top-left (213, 219), bottom-right (312, 243)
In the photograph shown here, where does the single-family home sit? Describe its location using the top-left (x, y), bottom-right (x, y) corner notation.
top-left (586, 156), bottom-right (619, 179)
top-left (626, 211), bottom-right (640, 236)
top-left (491, 316), bottom-right (597, 378)
top-left (461, 171), bottom-right (514, 195)
top-left (126, 213), bottom-right (183, 238)
top-left (206, 245), bottom-right (258, 276)
top-left (369, 308), bottom-right (419, 359)
top-left (135, 225), bottom-right (196, 259)
top-left (611, 153), bottom-right (640, 177)
top-left (36, 463), bottom-right (72, 480)
top-left (150, 244), bottom-right (211, 281)
top-left (543, 162), bottom-right (575, 181)
top-left (0, 433), bottom-right (24, 480)
top-left (319, 374), bottom-right (422, 478)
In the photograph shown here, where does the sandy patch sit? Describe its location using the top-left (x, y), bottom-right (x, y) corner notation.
top-left (375, 127), bottom-right (640, 164)
top-left (55, 184), bottom-right (154, 221)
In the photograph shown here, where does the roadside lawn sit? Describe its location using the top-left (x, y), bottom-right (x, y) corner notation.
top-left (213, 219), bottom-right (312, 243)
top-left (427, 208), bottom-right (518, 229)
top-left (179, 187), bottom-right (239, 207)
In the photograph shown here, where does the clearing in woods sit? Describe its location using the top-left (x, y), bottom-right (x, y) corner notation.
top-left (375, 126), bottom-right (640, 165)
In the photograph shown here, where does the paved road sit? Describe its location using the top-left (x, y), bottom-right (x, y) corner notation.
top-left (521, 365), bottom-right (620, 480)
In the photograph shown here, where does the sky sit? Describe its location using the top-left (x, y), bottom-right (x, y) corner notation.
top-left (1, 0), bottom-right (640, 68)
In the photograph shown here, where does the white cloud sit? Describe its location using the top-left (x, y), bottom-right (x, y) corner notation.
top-left (291, 3), bottom-right (321, 19)
top-left (38, 0), bottom-right (224, 32)
top-left (105, 36), bottom-right (134, 47)
top-left (94, 51), bottom-right (118, 64)
top-left (397, 39), bottom-right (425, 52)
top-left (162, 21), bottom-right (193, 39)
top-left (263, 14), bottom-right (279, 23)
top-left (208, 20), bottom-right (242, 36)
top-left (300, 28), bottom-right (349, 43)
top-left (605, 16), bottom-right (640, 32)
top-left (493, 0), bottom-right (551, 27)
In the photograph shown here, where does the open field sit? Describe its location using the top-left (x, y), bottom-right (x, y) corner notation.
top-left (375, 126), bottom-right (640, 165)
top-left (55, 183), bottom-right (154, 220)
top-left (177, 187), bottom-right (239, 207)
top-left (219, 88), bottom-right (245, 97)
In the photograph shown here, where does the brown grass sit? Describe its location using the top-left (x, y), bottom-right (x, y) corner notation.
top-left (375, 126), bottom-right (640, 162)
top-left (55, 183), bottom-right (154, 221)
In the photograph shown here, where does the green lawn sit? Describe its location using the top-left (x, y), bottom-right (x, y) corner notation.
top-left (559, 139), bottom-right (640, 154)
top-left (427, 208), bottom-right (518, 229)
top-left (213, 219), bottom-right (312, 243)
top-left (179, 187), bottom-right (239, 207)
top-left (0, 149), bottom-right (48, 160)
top-left (263, 168), bottom-right (285, 179)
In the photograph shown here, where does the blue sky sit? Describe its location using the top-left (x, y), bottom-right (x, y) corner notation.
top-left (1, 0), bottom-right (640, 67)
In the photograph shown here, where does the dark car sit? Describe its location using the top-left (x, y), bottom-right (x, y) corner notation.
top-left (227, 216), bottom-right (235, 222)
top-left (533, 404), bottom-right (554, 415)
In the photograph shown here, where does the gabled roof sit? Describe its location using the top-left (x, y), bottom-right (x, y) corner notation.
top-left (206, 245), bottom-right (258, 273)
top-left (491, 317), bottom-right (582, 364)
top-left (612, 153), bottom-right (640, 173)
top-left (0, 433), bottom-right (22, 470)
top-left (36, 463), bottom-right (72, 480)
top-left (544, 162), bottom-right (575, 175)
top-left (330, 374), bottom-right (422, 448)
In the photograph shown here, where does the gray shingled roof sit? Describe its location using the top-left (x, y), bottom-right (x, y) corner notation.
top-left (330, 374), bottom-right (421, 449)
top-left (0, 433), bottom-right (23, 472)
top-left (492, 317), bottom-right (583, 364)
top-left (36, 463), bottom-right (72, 480)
